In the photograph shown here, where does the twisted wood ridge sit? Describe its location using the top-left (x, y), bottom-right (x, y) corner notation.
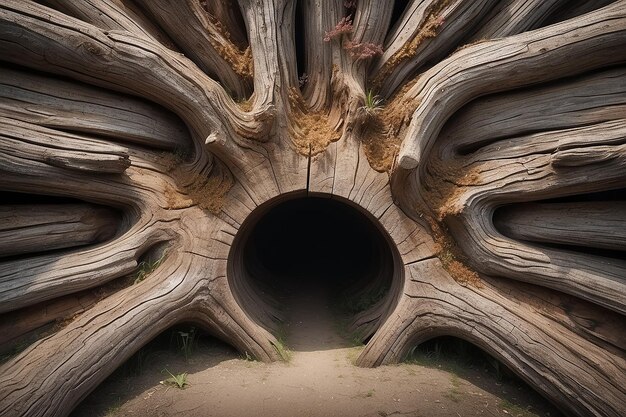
top-left (0, 1), bottom-right (625, 416)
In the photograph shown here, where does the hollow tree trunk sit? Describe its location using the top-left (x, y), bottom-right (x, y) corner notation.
top-left (0, 1), bottom-right (625, 416)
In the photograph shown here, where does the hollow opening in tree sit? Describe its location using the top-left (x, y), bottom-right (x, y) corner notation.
top-left (228, 193), bottom-right (404, 347)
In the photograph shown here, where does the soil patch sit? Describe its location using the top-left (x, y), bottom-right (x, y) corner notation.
top-left (72, 281), bottom-right (561, 417)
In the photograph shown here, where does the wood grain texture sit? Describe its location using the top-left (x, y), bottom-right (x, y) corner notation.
top-left (359, 258), bottom-right (626, 417)
top-left (396, 1), bottom-right (626, 169)
top-left (134, 0), bottom-right (252, 98)
top-left (0, 67), bottom-right (190, 150)
top-left (494, 202), bottom-right (626, 251)
top-left (0, 1), bottom-right (624, 416)
top-left (374, 0), bottom-right (499, 96)
top-left (467, 0), bottom-right (566, 41)
top-left (0, 204), bottom-right (118, 257)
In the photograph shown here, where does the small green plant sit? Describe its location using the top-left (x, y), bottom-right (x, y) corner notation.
top-left (404, 339), bottom-right (465, 377)
top-left (133, 253), bottom-right (165, 285)
top-left (347, 345), bottom-right (365, 365)
top-left (105, 400), bottom-right (122, 417)
top-left (360, 89), bottom-right (384, 116)
top-left (445, 374), bottom-right (463, 403)
top-left (500, 399), bottom-right (538, 417)
top-left (160, 369), bottom-right (188, 389)
top-left (272, 324), bottom-right (292, 362)
top-left (349, 332), bottom-right (365, 347)
top-left (272, 338), bottom-right (292, 362)
top-left (444, 389), bottom-right (462, 403)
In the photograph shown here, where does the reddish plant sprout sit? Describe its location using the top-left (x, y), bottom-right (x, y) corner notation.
top-left (323, 16), bottom-right (353, 42)
top-left (343, 40), bottom-right (383, 60)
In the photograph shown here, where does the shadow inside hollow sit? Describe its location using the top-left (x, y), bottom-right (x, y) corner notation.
top-left (242, 197), bottom-right (393, 353)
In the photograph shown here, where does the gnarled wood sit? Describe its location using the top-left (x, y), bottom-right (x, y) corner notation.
top-left (0, 1), bottom-right (625, 416)
top-left (0, 204), bottom-right (118, 257)
top-left (135, 0), bottom-right (252, 98)
top-left (0, 67), bottom-right (190, 150)
top-left (359, 258), bottom-right (626, 417)
top-left (0, 118), bottom-right (131, 174)
top-left (494, 202), bottom-right (626, 251)
top-left (396, 1), bottom-right (626, 169)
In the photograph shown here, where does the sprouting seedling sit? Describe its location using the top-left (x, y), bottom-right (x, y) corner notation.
top-left (160, 369), bottom-right (188, 389)
top-left (360, 89), bottom-right (384, 116)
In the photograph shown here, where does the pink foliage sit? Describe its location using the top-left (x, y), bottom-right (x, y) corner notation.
top-left (323, 13), bottom-right (383, 61)
top-left (323, 16), bottom-right (353, 42)
top-left (343, 41), bottom-right (383, 60)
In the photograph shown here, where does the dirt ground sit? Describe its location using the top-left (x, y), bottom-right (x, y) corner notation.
top-left (72, 283), bottom-right (562, 417)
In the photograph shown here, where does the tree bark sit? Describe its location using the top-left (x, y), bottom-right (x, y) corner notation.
top-left (0, 1), bottom-right (625, 416)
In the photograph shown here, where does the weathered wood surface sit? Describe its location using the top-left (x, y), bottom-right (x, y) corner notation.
top-left (375, 0), bottom-right (500, 96)
top-left (467, 0), bottom-right (566, 41)
top-left (495, 202), bottom-right (626, 251)
top-left (135, 0), bottom-right (252, 98)
top-left (396, 1), bottom-right (626, 170)
top-left (0, 118), bottom-right (131, 174)
top-left (0, 204), bottom-right (118, 257)
top-left (359, 258), bottom-right (626, 417)
top-left (435, 67), bottom-right (626, 157)
top-left (0, 1), bottom-right (625, 416)
top-left (0, 288), bottom-right (103, 353)
top-left (0, 67), bottom-right (189, 150)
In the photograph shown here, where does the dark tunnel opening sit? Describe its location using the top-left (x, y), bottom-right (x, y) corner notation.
top-left (228, 193), bottom-right (403, 348)
top-left (245, 197), bottom-right (383, 289)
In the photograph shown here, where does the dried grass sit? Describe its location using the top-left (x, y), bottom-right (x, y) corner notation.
top-left (159, 153), bottom-right (233, 215)
top-left (424, 155), bottom-right (481, 220)
top-left (201, 5), bottom-right (253, 79)
top-left (417, 204), bottom-right (482, 288)
top-left (360, 77), bottom-right (420, 172)
top-left (288, 87), bottom-right (342, 156)
top-left (185, 168), bottom-right (234, 215)
top-left (359, 116), bottom-right (400, 172)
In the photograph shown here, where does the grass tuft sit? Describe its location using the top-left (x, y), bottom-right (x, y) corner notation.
top-left (160, 369), bottom-right (188, 389)
top-left (500, 399), bottom-right (539, 417)
top-left (133, 253), bottom-right (166, 285)
top-left (272, 338), bottom-right (292, 362)
top-left (359, 89), bottom-right (384, 117)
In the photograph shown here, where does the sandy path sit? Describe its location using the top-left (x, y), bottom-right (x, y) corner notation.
top-left (72, 281), bottom-right (557, 417)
